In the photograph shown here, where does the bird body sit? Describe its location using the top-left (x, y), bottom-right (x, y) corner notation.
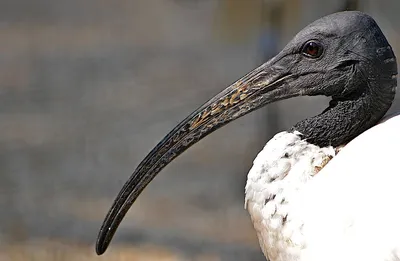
top-left (245, 130), bottom-right (337, 261)
top-left (245, 112), bottom-right (400, 261)
top-left (95, 11), bottom-right (399, 261)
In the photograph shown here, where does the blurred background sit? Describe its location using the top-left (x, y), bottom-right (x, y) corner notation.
top-left (0, 0), bottom-right (399, 260)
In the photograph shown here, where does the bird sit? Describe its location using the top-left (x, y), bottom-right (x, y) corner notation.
top-left (95, 11), bottom-right (399, 261)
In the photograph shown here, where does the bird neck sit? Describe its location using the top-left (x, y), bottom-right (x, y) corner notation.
top-left (291, 80), bottom-right (396, 148)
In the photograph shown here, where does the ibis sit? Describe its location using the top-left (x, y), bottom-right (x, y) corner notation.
top-left (96, 11), bottom-right (400, 261)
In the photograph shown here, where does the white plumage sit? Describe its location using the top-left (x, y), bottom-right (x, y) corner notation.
top-left (245, 112), bottom-right (400, 261)
top-left (245, 131), bottom-right (336, 261)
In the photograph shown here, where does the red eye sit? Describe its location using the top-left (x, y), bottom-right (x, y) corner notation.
top-left (302, 40), bottom-right (323, 58)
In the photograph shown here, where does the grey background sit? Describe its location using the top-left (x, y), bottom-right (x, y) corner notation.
top-left (0, 0), bottom-right (399, 260)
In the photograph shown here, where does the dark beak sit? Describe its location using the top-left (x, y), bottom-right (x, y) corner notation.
top-left (96, 59), bottom-right (299, 255)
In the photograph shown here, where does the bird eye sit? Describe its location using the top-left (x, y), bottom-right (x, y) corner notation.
top-left (302, 40), bottom-right (323, 58)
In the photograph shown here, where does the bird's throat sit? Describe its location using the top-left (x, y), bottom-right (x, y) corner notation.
top-left (292, 91), bottom-right (393, 148)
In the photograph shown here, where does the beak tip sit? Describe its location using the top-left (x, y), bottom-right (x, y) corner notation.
top-left (95, 232), bottom-right (109, 255)
top-left (95, 242), bottom-right (107, 255)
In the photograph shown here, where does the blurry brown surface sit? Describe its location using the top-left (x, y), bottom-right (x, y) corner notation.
top-left (0, 0), bottom-right (399, 260)
top-left (1, 241), bottom-right (185, 261)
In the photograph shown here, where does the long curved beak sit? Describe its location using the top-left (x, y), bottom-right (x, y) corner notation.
top-left (96, 59), bottom-right (298, 255)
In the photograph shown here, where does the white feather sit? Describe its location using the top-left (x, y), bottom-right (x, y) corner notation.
top-left (245, 113), bottom-right (400, 261)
